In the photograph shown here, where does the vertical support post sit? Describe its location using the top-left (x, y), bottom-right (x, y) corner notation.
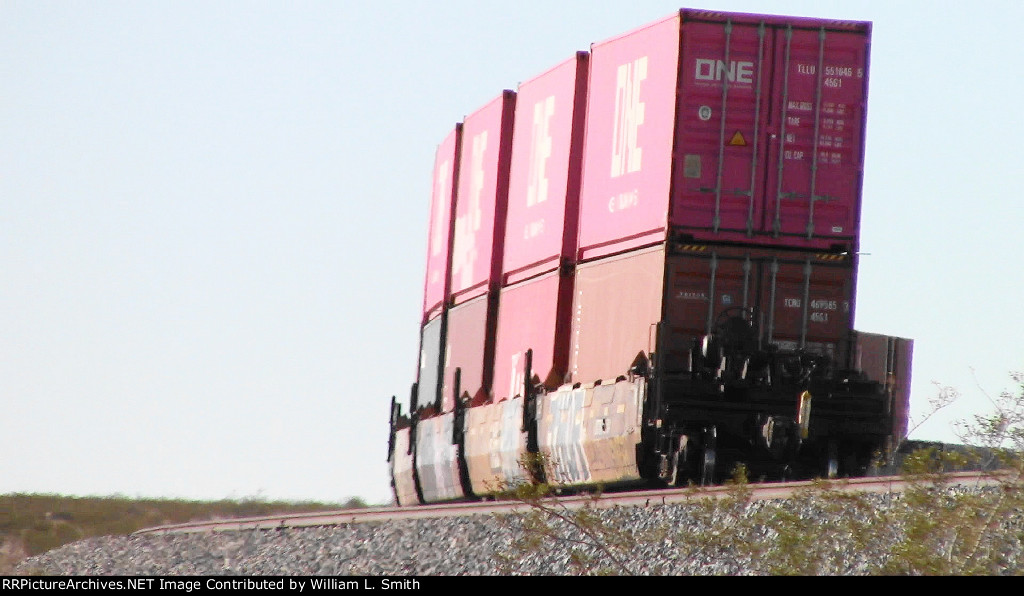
top-left (705, 253), bottom-right (719, 335)
top-left (388, 396), bottom-right (400, 461)
top-left (746, 23), bottom-right (766, 236)
top-left (800, 260), bottom-right (812, 349)
top-left (767, 259), bottom-right (779, 344)
top-left (713, 20), bottom-right (733, 232)
top-left (408, 382), bottom-right (419, 455)
top-left (741, 255), bottom-right (752, 314)
top-left (452, 368), bottom-right (462, 444)
top-left (807, 27), bottom-right (827, 239)
top-left (773, 26), bottom-right (793, 237)
top-left (522, 349), bottom-right (534, 433)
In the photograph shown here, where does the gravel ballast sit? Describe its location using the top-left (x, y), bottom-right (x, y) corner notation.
top-left (15, 485), bottom-right (1024, 576)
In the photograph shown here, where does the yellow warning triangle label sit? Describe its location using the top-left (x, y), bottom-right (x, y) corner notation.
top-left (729, 131), bottom-right (747, 146)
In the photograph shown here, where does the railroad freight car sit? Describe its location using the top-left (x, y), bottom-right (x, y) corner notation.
top-left (388, 8), bottom-right (912, 506)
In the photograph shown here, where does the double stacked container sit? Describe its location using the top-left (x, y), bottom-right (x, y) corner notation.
top-left (389, 123), bottom-right (462, 506)
top-left (389, 9), bottom-right (912, 506)
top-left (463, 54), bottom-right (590, 495)
top-left (577, 11), bottom-right (871, 261)
top-left (396, 92), bottom-right (518, 505)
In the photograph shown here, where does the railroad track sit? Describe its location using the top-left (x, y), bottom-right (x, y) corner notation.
top-left (134, 470), bottom-right (1001, 536)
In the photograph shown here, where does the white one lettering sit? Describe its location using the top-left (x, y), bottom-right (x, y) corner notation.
top-left (452, 131), bottom-right (487, 288)
top-left (784, 298), bottom-right (801, 308)
top-left (695, 59), bottom-right (755, 84)
top-left (611, 57), bottom-right (647, 178)
top-left (527, 96), bottom-right (555, 207)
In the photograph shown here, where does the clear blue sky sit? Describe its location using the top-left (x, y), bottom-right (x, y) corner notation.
top-left (2, 1), bottom-right (1022, 505)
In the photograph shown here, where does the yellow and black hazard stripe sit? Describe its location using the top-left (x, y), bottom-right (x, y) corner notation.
top-left (677, 244), bottom-right (709, 253)
top-left (815, 253), bottom-right (847, 262)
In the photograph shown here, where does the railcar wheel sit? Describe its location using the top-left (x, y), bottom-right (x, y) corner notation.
top-left (701, 426), bottom-right (717, 486)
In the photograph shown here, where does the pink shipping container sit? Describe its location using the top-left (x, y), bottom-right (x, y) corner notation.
top-left (422, 126), bottom-right (461, 324)
top-left (441, 294), bottom-right (493, 411)
top-left (570, 243), bottom-right (858, 385)
top-left (392, 8), bottom-right (913, 503)
top-left (578, 9), bottom-right (871, 261)
top-left (851, 331), bottom-right (913, 444)
top-left (450, 91), bottom-right (516, 304)
top-left (491, 270), bottom-right (574, 403)
top-left (502, 53), bottom-right (589, 285)
top-left (570, 245), bottom-right (666, 385)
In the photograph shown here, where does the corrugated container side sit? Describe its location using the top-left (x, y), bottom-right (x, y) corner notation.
top-left (577, 14), bottom-right (680, 261)
top-left (450, 91), bottom-right (516, 304)
top-left (892, 337), bottom-right (913, 443)
top-left (761, 253), bottom-right (853, 357)
top-left (491, 270), bottom-right (573, 403)
top-left (662, 245), bottom-right (758, 372)
top-left (570, 245), bottom-right (666, 384)
top-left (441, 294), bottom-right (494, 411)
top-left (503, 52), bottom-right (588, 284)
top-left (670, 15), bottom-right (870, 250)
top-left (422, 126), bottom-right (461, 323)
top-left (576, 9), bottom-right (871, 258)
top-left (662, 246), bottom-right (855, 371)
top-left (759, 24), bottom-right (869, 248)
top-left (851, 331), bottom-right (888, 384)
top-left (671, 19), bottom-right (768, 240)
top-left (852, 331), bottom-right (914, 443)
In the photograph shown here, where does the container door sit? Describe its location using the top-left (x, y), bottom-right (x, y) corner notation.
top-left (761, 254), bottom-right (853, 359)
top-left (763, 25), bottom-right (868, 246)
top-left (673, 19), bottom-right (772, 238)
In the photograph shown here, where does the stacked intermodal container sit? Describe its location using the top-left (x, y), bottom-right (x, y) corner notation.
top-left (389, 8), bottom-right (913, 506)
top-left (463, 53), bottom-right (590, 496)
top-left (577, 11), bottom-right (871, 261)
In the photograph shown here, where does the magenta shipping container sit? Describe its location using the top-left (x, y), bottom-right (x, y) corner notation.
top-left (491, 270), bottom-right (573, 403)
top-left (577, 9), bottom-right (871, 260)
top-left (570, 243), bottom-right (858, 385)
top-left (391, 7), bottom-right (914, 505)
top-left (422, 125), bottom-right (461, 324)
top-left (851, 330), bottom-right (913, 444)
top-left (441, 294), bottom-right (493, 412)
top-left (502, 53), bottom-right (589, 285)
top-left (450, 91), bottom-right (516, 304)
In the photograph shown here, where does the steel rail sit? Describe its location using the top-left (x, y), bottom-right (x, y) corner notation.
top-left (133, 470), bottom-right (1008, 536)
